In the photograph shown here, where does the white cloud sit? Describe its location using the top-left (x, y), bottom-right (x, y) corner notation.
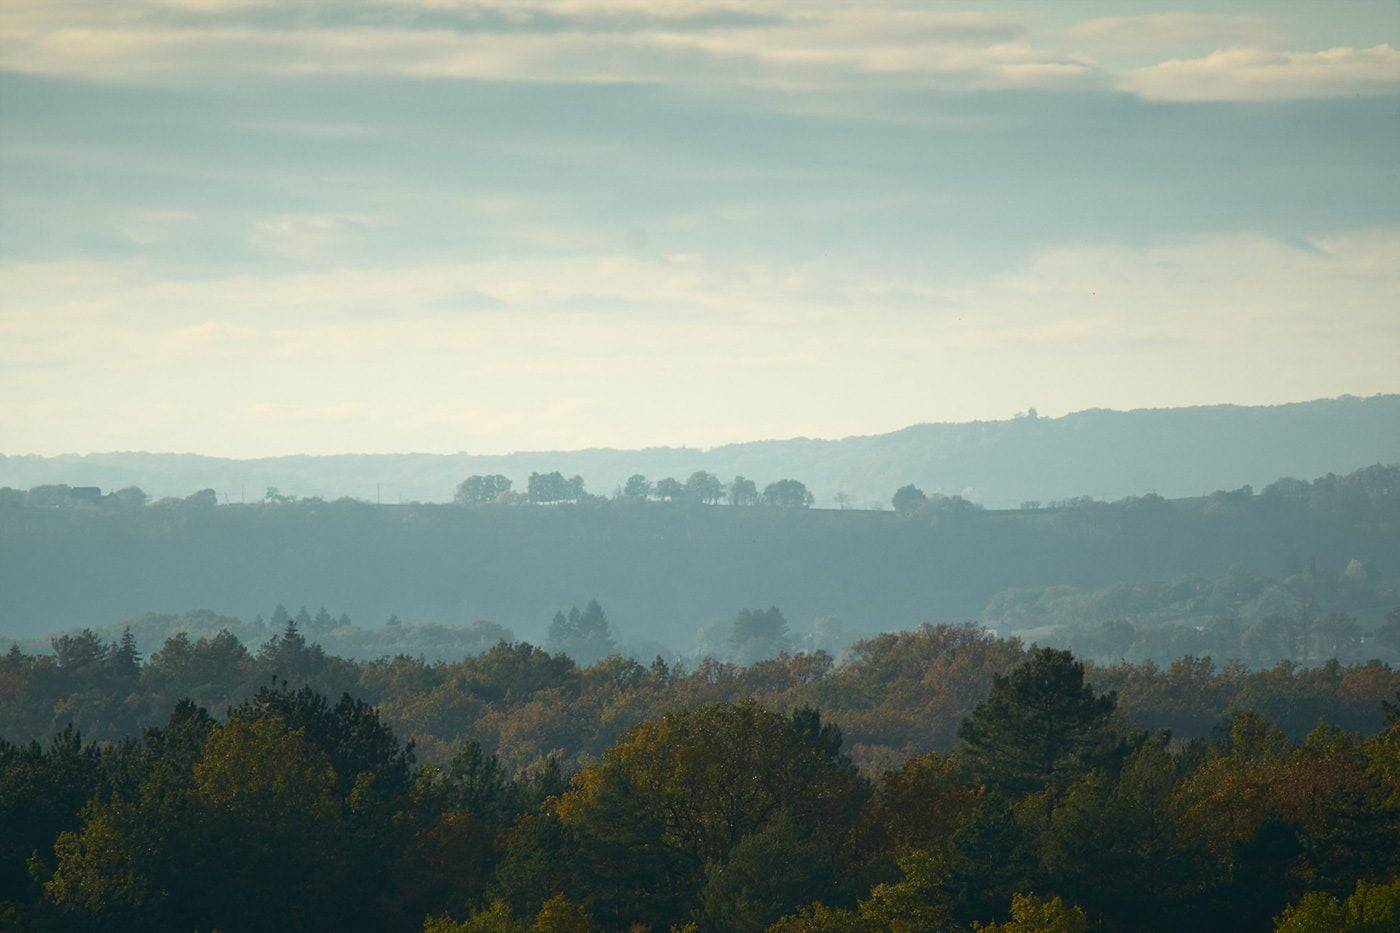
top-left (114, 209), bottom-right (198, 245)
top-left (5, 2), bottom-right (1396, 100)
top-left (252, 213), bottom-right (376, 261)
top-left (1067, 12), bottom-right (1275, 52)
top-left (3, 229), bottom-right (1397, 454)
top-left (0, 1), bottom-right (1090, 91)
top-left (1121, 44), bottom-right (1400, 101)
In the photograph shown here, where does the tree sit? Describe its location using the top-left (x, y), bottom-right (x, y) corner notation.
top-left (0, 725), bottom-right (101, 906)
top-left (50, 629), bottom-right (107, 675)
top-left (184, 488), bottom-right (217, 508)
top-left (1375, 607), bottom-right (1400, 657)
top-left (444, 739), bottom-right (511, 826)
top-left (109, 627), bottom-right (141, 685)
top-left (892, 484), bottom-right (928, 513)
top-left (310, 606), bottom-right (336, 635)
top-left (935, 792), bottom-right (1034, 923)
top-left (110, 486), bottom-right (148, 509)
top-left (1275, 877), bottom-right (1400, 932)
top-left (973, 894), bottom-right (1088, 933)
top-left (145, 630), bottom-right (253, 708)
top-left (185, 715), bottom-right (346, 928)
top-left (528, 472), bottom-right (572, 504)
top-left (654, 477), bottom-right (686, 502)
top-left (456, 475), bottom-right (513, 504)
top-left (1315, 613), bottom-right (1364, 661)
top-left (1038, 739), bottom-right (1210, 927)
top-left (763, 479), bottom-right (814, 508)
top-left (926, 492), bottom-right (980, 513)
top-left (546, 601), bottom-right (616, 665)
top-left (863, 752), bottom-right (979, 856)
top-left (45, 706), bottom-right (217, 928)
top-left (698, 810), bottom-right (833, 932)
top-left (229, 684), bottom-right (413, 800)
top-left (493, 809), bottom-right (583, 919)
top-left (728, 476), bottom-right (758, 506)
top-left (557, 702), bottom-right (866, 926)
top-left (530, 894), bottom-right (596, 932)
top-left (256, 618), bottom-right (326, 691)
top-left (730, 606), bottom-right (790, 663)
top-left (622, 474), bottom-right (652, 501)
top-left (685, 471), bottom-right (725, 505)
top-left (957, 647), bottom-right (1121, 796)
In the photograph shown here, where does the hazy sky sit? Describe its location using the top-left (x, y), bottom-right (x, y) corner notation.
top-left (2, 1), bottom-right (1398, 456)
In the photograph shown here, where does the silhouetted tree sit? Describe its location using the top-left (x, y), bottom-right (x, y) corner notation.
top-left (958, 647), bottom-right (1120, 796)
top-left (892, 484), bottom-right (928, 513)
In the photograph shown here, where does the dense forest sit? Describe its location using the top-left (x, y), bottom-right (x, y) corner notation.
top-left (2, 463), bottom-right (1397, 656)
top-left (5, 439), bottom-right (1398, 931)
top-left (4, 395), bottom-right (1398, 508)
top-left (2, 624), bottom-right (1397, 930)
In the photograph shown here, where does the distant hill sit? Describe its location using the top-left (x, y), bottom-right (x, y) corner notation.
top-left (2, 464), bottom-right (1396, 647)
top-left (3, 394), bottom-right (1399, 508)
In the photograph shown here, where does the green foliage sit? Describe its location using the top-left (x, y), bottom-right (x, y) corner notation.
top-left (0, 725), bottom-right (100, 906)
top-left (698, 810), bottom-right (833, 932)
top-left (762, 479), bottom-right (814, 508)
top-left (546, 601), bottom-right (616, 665)
top-left (686, 471), bottom-right (726, 505)
top-left (527, 472), bottom-right (586, 504)
top-left (730, 606), bottom-right (792, 664)
top-left (767, 902), bottom-right (879, 932)
top-left (1275, 877), bottom-right (1400, 932)
top-left (457, 475), bottom-right (514, 505)
top-left (622, 474), bottom-right (652, 500)
top-left (728, 475), bottom-right (759, 505)
top-left (973, 893), bottom-right (1088, 933)
top-left (958, 648), bottom-right (1121, 797)
top-left (426, 895), bottom-right (597, 933)
top-left (5, 463), bottom-right (1399, 665)
top-left (891, 484), bottom-right (927, 513)
top-left (557, 701), bottom-right (866, 927)
top-left (4, 624), bottom-right (1400, 931)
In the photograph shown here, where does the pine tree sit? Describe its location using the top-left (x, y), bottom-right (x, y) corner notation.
top-left (957, 647), bottom-right (1119, 796)
top-left (110, 626), bottom-right (141, 684)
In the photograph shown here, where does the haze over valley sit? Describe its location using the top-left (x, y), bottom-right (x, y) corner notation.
top-left (3, 2), bottom-right (1399, 930)
top-left (5, 394), bottom-right (1398, 508)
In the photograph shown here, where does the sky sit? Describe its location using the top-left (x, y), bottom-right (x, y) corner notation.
top-left (1, 1), bottom-right (1398, 457)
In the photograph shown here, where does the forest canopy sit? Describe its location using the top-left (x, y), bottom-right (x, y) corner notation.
top-left (3, 632), bottom-right (1397, 931)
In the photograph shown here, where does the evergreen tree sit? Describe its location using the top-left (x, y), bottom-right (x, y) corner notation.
top-left (109, 626), bottom-right (142, 684)
top-left (545, 601), bottom-right (615, 665)
top-left (957, 647), bottom-right (1119, 796)
top-left (730, 607), bottom-right (790, 664)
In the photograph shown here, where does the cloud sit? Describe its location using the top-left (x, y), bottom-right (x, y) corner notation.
top-left (3, 228), bottom-right (1397, 454)
top-left (9, 2), bottom-right (1396, 101)
top-left (251, 213), bottom-right (376, 261)
top-left (0, 1), bottom-right (1092, 92)
top-left (1067, 12), bottom-right (1275, 52)
top-left (1120, 44), bottom-right (1400, 101)
top-left (115, 210), bottom-right (198, 245)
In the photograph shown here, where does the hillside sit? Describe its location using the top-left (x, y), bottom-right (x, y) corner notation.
top-left (3, 394), bottom-right (1398, 508)
top-left (2, 464), bottom-right (1396, 649)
